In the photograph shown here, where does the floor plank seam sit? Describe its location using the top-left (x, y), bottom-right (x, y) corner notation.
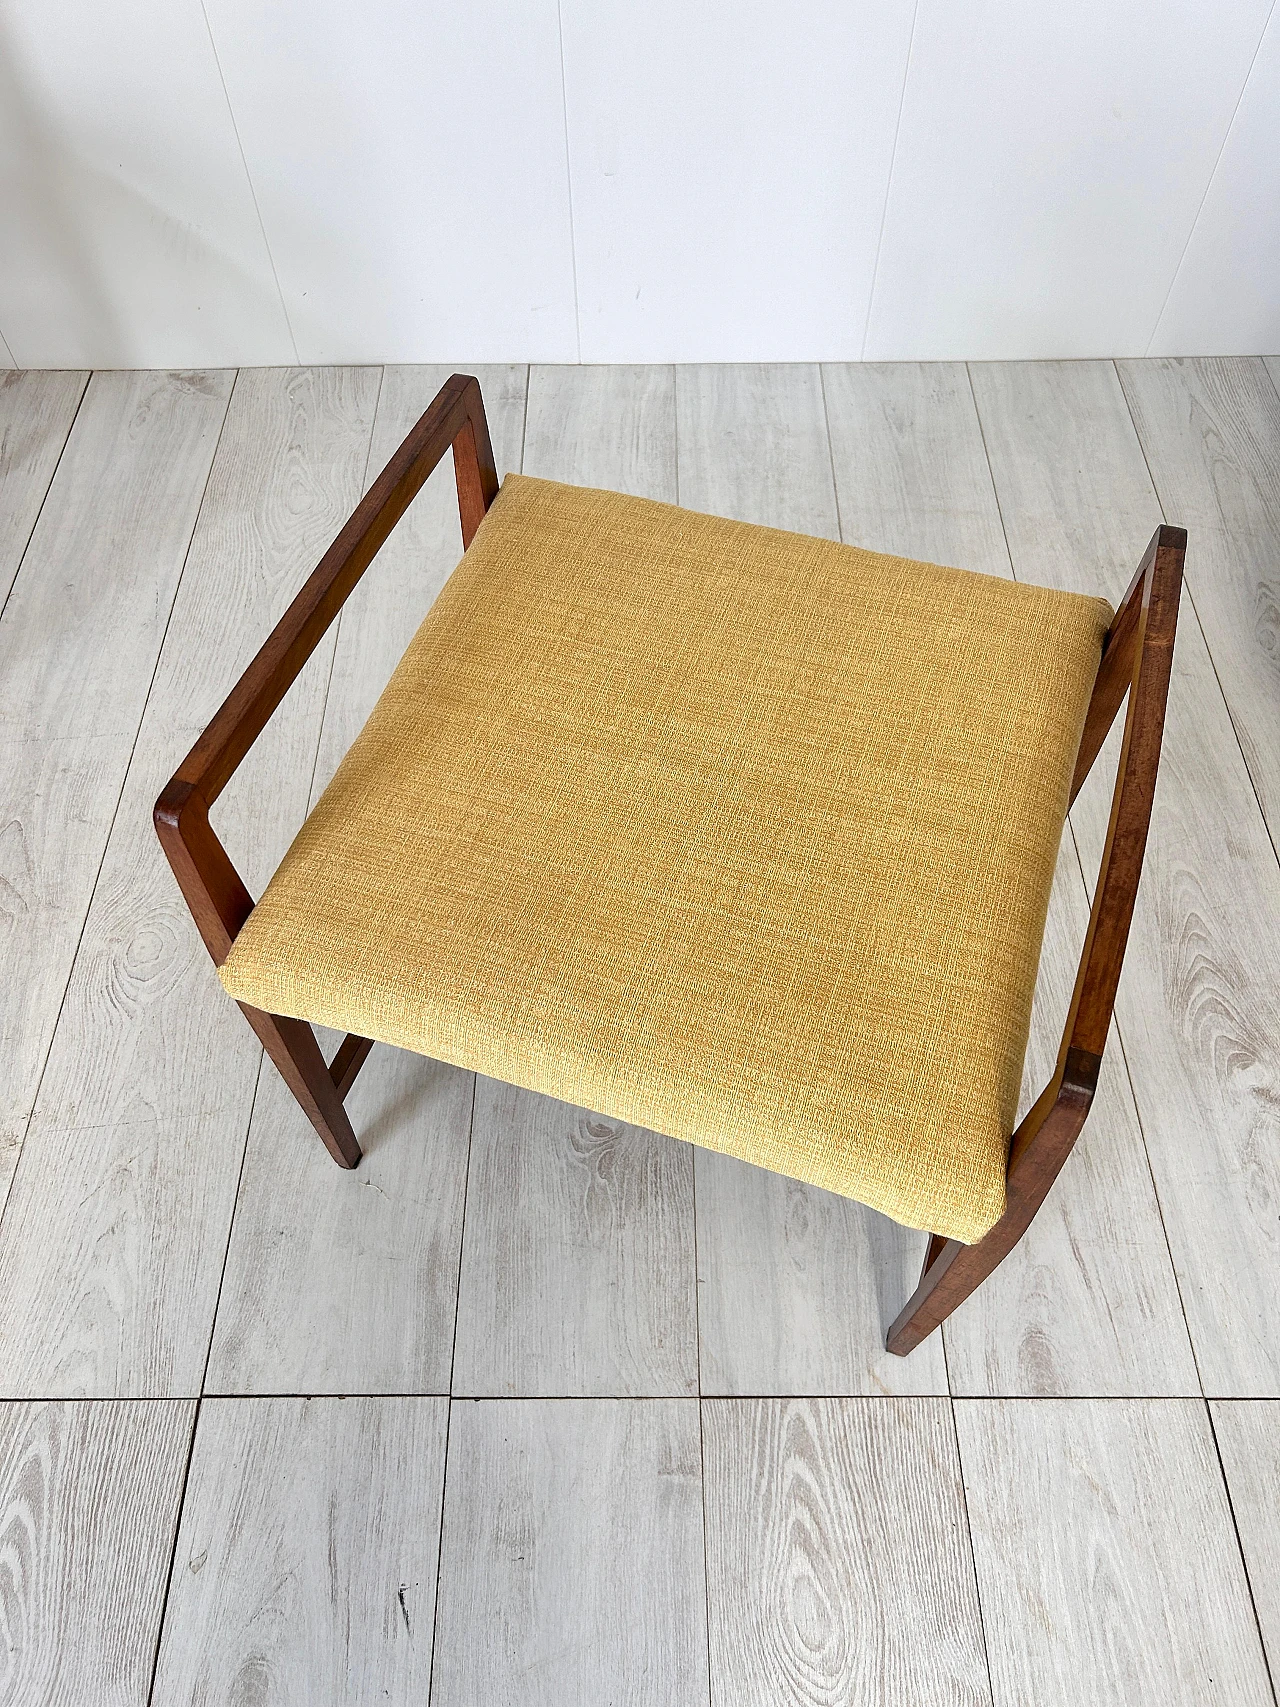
top-left (516, 363), bottom-right (532, 475)
top-left (300, 364), bottom-right (388, 823)
top-left (671, 364), bottom-right (682, 508)
top-left (1113, 358), bottom-right (1280, 871)
top-left (963, 360), bottom-right (1018, 578)
top-left (445, 1071), bottom-right (479, 1401)
top-left (1205, 1397), bottom-right (1280, 1707)
top-left (144, 1395), bottom-right (203, 1707)
top-left (817, 364), bottom-right (847, 545)
top-left (1185, 593), bottom-right (1280, 870)
top-left (0, 370), bottom-right (89, 627)
top-left (144, 1023), bottom-right (270, 1695)
top-left (949, 1395), bottom-right (999, 1707)
top-left (425, 1396), bottom-right (457, 1704)
top-left (0, 367), bottom-right (239, 1240)
top-left (695, 1401), bottom-right (715, 1707)
top-left (197, 1050), bottom-right (267, 1399)
top-left (1065, 819), bottom-right (1208, 1401)
top-left (691, 1146), bottom-right (715, 1706)
top-left (7, 1390), bottom-right (1269, 1402)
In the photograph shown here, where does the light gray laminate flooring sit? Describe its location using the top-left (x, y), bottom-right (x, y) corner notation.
top-left (0, 360), bottom-right (1276, 1704)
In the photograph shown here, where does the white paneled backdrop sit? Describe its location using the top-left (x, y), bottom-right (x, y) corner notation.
top-left (0, 0), bottom-right (1276, 368)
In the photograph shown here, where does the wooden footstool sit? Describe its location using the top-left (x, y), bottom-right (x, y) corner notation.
top-left (156, 375), bottom-right (1184, 1354)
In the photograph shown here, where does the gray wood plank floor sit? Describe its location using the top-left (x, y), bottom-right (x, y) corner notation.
top-left (1211, 1401), bottom-right (1280, 1680)
top-left (1, 359), bottom-right (1277, 1704)
top-left (702, 1397), bottom-right (991, 1705)
top-left (0, 366), bottom-right (380, 1399)
top-left (433, 1398), bottom-right (707, 1707)
top-left (969, 358), bottom-right (1280, 1397)
top-left (0, 1399), bottom-right (193, 1705)
top-left (955, 1399), bottom-right (1275, 1706)
top-left (0, 371), bottom-right (231, 1220)
top-left (151, 1396), bottom-right (448, 1704)
top-left (0, 369), bottom-right (86, 609)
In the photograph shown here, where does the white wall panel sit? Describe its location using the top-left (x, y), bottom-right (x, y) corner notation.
top-left (1150, 10), bottom-right (1280, 356)
top-left (204, 0), bottom-right (578, 364)
top-left (865, 0), bottom-right (1274, 361)
top-left (0, 1), bottom-right (1276, 365)
top-left (560, 0), bottom-right (916, 362)
top-left (0, 0), bottom-right (292, 368)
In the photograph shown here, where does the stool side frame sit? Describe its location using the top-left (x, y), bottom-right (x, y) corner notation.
top-left (154, 373), bottom-right (498, 1168)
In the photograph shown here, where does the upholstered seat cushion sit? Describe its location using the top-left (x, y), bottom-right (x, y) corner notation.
top-left (220, 475), bottom-right (1110, 1243)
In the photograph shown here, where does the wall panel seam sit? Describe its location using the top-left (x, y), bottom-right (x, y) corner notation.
top-left (197, 0), bottom-right (301, 364)
top-left (859, 0), bottom-right (922, 360)
top-left (554, 0), bottom-right (583, 362)
top-left (1143, 0), bottom-right (1279, 357)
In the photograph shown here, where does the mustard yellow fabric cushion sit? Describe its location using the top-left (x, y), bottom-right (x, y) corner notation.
top-left (221, 475), bottom-right (1110, 1243)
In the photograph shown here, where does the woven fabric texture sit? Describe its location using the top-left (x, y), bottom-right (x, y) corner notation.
top-left (221, 474), bottom-right (1111, 1242)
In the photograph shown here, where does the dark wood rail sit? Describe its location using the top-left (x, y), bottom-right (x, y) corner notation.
top-left (154, 373), bottom-right (498, 1164)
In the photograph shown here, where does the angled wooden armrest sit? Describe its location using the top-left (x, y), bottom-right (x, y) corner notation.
top-left (154, 373), bottom-right (498, 1167)
top-left (888, 523), bottom-right (1186, 1354)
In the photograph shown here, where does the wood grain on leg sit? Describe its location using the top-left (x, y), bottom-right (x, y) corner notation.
top-left (889, 517), bottom-right (1184, 1356)
top-left (942, 838), bottom-right (1198, 1395)
top-left (328, 1031), bottom-right (374, 1099)
top-left (239, 1006), bottom-right (360, 1168)
top-left (310, 365), bottom-right (528, 802)
top-left (154, 372), bottom-right (500, 1170)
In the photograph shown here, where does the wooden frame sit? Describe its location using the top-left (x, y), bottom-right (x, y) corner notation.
top-left (886, 522), bottom-right (1185, 1354)
top-left (155, 374), bottom-right (498, 1169)
top-left (156, 371), bottom-right (1184, 1355)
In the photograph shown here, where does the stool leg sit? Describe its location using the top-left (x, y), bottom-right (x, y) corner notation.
top-left (240, 1003), bottom-right (362, 1169)
top-left (886, 1235), bottom-right (995, 1356)
top-left (920, 1233), bottom-right (950, 1277)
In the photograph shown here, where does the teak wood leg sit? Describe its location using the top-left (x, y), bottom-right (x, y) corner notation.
top-left (885, 522), bottom-right (1185, 1355)
top-left (887, 1050), bottom-right (1099, 1355)
top-left (242, 1005), bottom-right (362, 1169)
top-left (155, 375), bottom-right (498, 1168)
top-left (329, 1032), bottom-right (376, 1101)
